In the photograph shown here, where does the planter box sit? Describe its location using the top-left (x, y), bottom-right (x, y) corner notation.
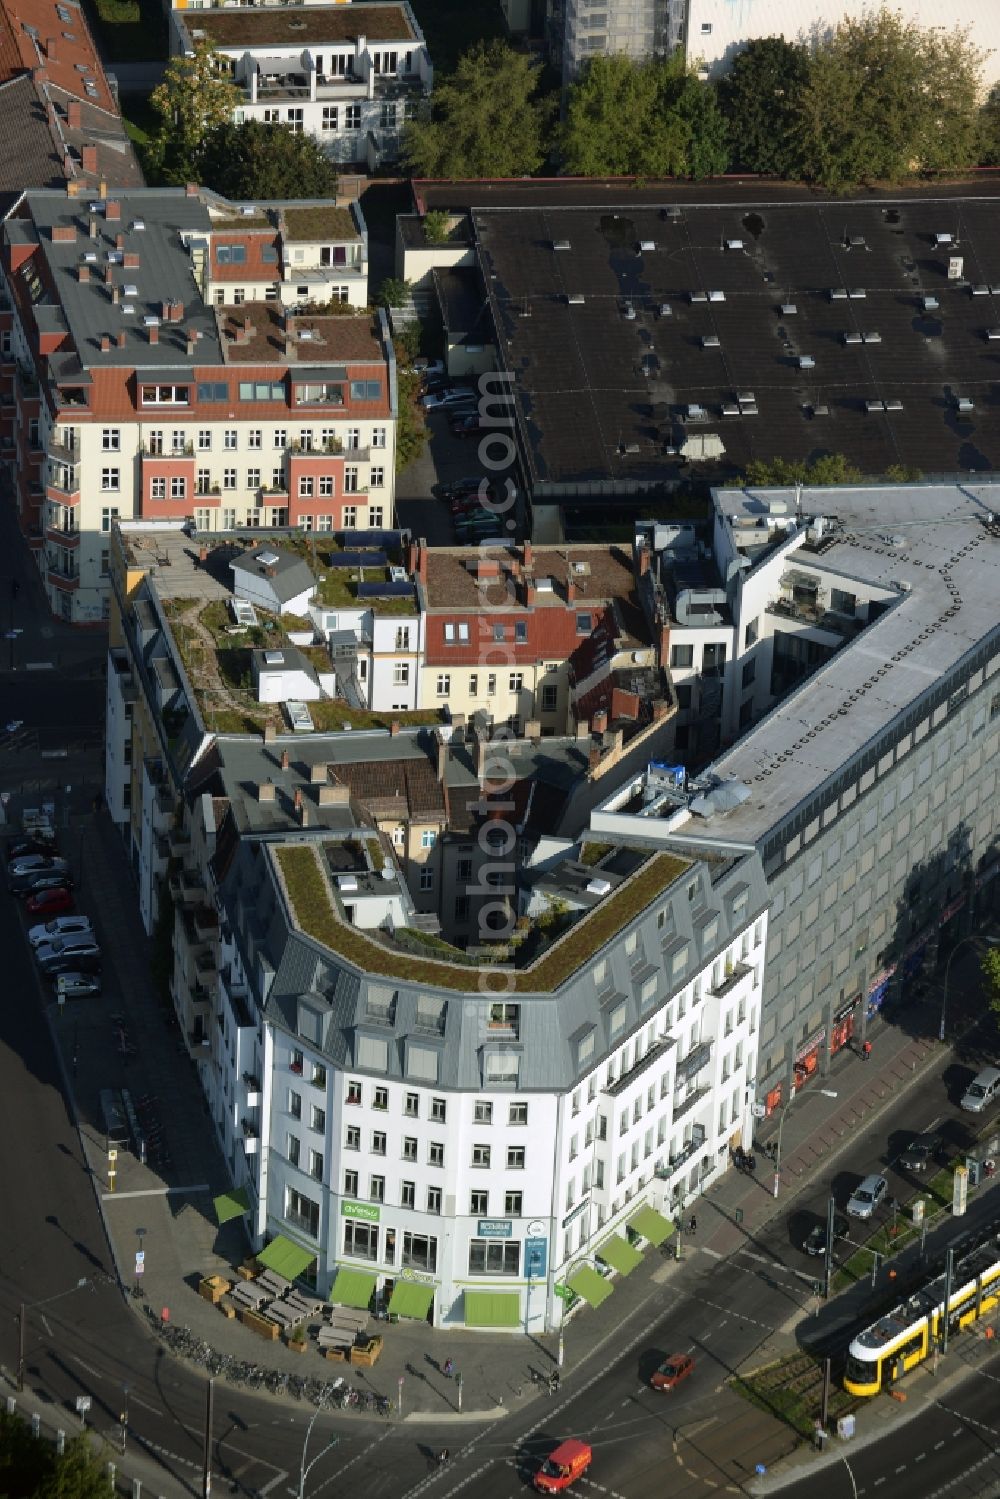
top-left (240, 1308), bottom-right (279, 1340)
top-left (287, 1335), bottom-right (308, 1353)
top-left (323, 1345), bottom-right (350, 1363)
top-left (237, 1259), bottom-right (259, 1281)
top-left (199, 1275), bottom-right (231, 1304)
top-left (219, 1299), bottom-right (237, 1320)
top-left (350, 1336), bottom-right (383, 1368)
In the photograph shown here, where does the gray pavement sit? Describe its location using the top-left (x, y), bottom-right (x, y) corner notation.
top-left (31, 803), bottom-right (969, 1436)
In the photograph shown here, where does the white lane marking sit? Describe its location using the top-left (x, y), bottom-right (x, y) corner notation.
top-left (701, 1247), bottom-right (723, 1259)
top-left (101, 1183), bottom-right (210, 1200)
top-left (915, 1452), bottom-right (926, 1461)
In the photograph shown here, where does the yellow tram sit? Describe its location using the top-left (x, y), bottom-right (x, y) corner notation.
top-left (844, 1231), bottom-right (1000, 1397)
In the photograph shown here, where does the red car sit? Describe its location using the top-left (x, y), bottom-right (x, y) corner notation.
top-left (651, 1352), bottom-right (695, 1391)
top-left (25, 885), bottom-right (74, 917)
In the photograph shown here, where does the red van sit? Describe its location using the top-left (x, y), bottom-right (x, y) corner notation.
top-left (534, 1440), bottom-right (593, 1493)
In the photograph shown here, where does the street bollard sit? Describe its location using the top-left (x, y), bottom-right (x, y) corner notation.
top-left (106, 1462), bottom-right (116, 1493)
top-left (6, 1397), bottom-right (15, 1416)
top-left (56, 1430), bottom-right (65, 1456)
top-left (31, 1413), bottom-right (40, 1438)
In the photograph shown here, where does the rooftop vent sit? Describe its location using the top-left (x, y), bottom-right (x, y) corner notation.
top-left (552, 239), bottom-right (571, 251)
top-left (798, 355), bottom-right (815, 369)
top-left (956, 396), bottom-right (974, 412)
top-left (389, 566), bottom-right (407, 582)
top-left (830, 287), bottom-right (848, 301)
top-left (239, 206), bottom-right (257, 218)
top-left (847, 235), bottom-right (867, 249)
top-left (535, 577), bottom-right (554, 594)
top-left (131, 219), bottom-right (145, 232)
top-left (263, 650), bottom-right (284, 666)
top-left (586, 877), bottom-right (611, 896)
top-left (708, 289), bottom-right (726, 303)
top-left (337, 874), bottom-right (359, 894)
top-left (121, 304), bottom-right (135, 315)
top-left (724, 238), bottom-right (744, 251)
top-left (566, 294), bottom-right (585, 305)
top-left (779, 303), bottom-right (797, 316)
top-left (622, 302), bottom-right (636, 320)
top-left (689, 291), bottom-right (708, 304)
top-left (862, 331), bottom-right (881, 344)
top-left (657, 303), bottom-right (672, 317)
top-left (922, 295), bottom-right (939, 310)
top-left (934, 232), bottom-right (953, 246)
top-left (849, 288), bottom-right (866, 300)
top-left (701, 333), bottom-right (720, 348)
top-left (143, 315), bottom-right (160, 328)
top-left (256, 549), bottom-right (280, 567)
top-left (123, 283), bottom-right (137, 297)
top-left (638, 239), bottom-right (656, 252)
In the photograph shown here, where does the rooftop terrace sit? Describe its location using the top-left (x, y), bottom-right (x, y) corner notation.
top-left (275, 842), bottom-right (689, 993)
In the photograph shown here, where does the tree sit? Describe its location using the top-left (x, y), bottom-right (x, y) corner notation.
top-left (983, 946), bottom-right (1000, 1022)
top-left (979, 85), bottom-right (1000, 166)
top-left (376, 278), bottom-right (410, 310)
top-left (795, 9), bottom-right (986, 188)
top-left (740, 454), bottom-right (862, 486)
top-left (561, 53), bottom-right (728, 179)
top-left (402, 41), bottom-right (551, 179)
top-left (717, 37), bottom-right (810, 176)
top-left (422, 210), bottom-right (451, 244)
top-left (195, 121), bottom-right (338, 200)
top-left (149, 39), bottom-right (241, 185)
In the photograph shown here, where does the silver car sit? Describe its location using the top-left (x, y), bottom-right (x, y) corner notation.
top-left (846, 1174), bottom-right (888, 1219)
top-left (28, 915), bottom-right (93, 949)
top-left (36, 936), bottom-right (101, 971)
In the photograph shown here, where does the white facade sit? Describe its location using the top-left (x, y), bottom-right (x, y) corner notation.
top-left (256, 905), bottom-right (765, 1331)
top-left (308, 602), bottom-right (424, 713)
top-left (684, 0), bottom-right (1000, 86)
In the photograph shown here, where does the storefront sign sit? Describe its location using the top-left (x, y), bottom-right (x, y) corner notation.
top-left (341, 1200), bottom-right (380, 1222)
top-left (525, 1237), bottom-right (547, 1278)
top-left (795, 1030), bottom-right (824, 1063)
top-left (399, 1266), bottom-right (436, 1284)
top-left (561, 1197), bottom-right (589, 1230)
top-left (477, 1218), bottom-right (513, 1238)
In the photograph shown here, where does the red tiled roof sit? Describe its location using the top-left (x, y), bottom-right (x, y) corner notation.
top-left (0, 0), bottom-right (116, 111)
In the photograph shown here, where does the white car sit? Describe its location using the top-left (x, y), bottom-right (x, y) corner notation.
top-left (28, 914), bottom-right (93, 948)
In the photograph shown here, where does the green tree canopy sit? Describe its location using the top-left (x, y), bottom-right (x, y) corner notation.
top-left (984, 946), bottom-right (1000, 1023)
top-left (561, 53), bottom-right (729, 179)
top-left (979, 85), bottom-right (1000, 166)
top-left (717, 37), bottom-right (810, 176)
top-left (402, 40), bottom-right (552, 178)
top-left (739, 455), bottom-right (862, 487)
top-left (149, 39), bottom-right (241, 184)
top-left (195, 120), bottom-right (339, 200)
top-left (795, 8), bottom-right (986, 188)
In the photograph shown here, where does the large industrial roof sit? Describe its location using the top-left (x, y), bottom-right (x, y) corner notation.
top-left (473, 194), bottom-right (1000, 490)
top-left (673, 481), bottom-right (1000, 850)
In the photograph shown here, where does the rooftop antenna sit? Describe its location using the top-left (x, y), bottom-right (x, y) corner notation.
top-left (795, 482), bottom-right (802, 513)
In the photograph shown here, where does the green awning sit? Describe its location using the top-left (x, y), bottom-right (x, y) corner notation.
top-left (464, 1290), bottom-right (520, 1328)
top-left (256, 1235), bottom-right (316, 1282)
top-left (213, 1187), bottom-right (250, 1225)
top-left (332, 1267), bottom-right (376, 1310)
top-left (627, 1206), bottom-right (674, 1246)
top-left (597, 1234), bottom-right (643, 1276)
top-left (388, 1281), bottom-right (436, 1320)
top-left (567, 1265), bottom-right (613, 1307)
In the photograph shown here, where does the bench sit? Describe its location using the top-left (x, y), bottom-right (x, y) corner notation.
top-left (327, 1306), bottom-right (369, 1332)
top-left (257, 1269), bottom-right (293, 1298)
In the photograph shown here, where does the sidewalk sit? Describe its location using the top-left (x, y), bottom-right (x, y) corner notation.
top-left (39, 808), bottom-right (964, 1427)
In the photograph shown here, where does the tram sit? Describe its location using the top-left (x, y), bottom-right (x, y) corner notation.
top-left (844, 1230), bottom-right (1000, 1396)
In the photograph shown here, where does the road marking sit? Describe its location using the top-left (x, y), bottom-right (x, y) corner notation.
top-left (934, 1441), bottom-right (945, 1449)
top-left (101, 1183), bottom-right (210, 1200)
top-left (895, 1465), bottom-right (906, 1474)
top-left (701, 1247), bottom-right (723, 1259)
top-left (915, 1452), bottom-right (926, 1461)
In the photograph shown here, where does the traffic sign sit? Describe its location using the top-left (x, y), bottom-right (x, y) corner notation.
top-left (135, 1250), bottom-right (145, 1265)
top-left (134, 1261), bottom-right (144, 1276)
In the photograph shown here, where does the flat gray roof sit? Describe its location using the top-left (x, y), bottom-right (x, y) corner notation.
top-left (23, 189), bottom-right (222, 370)
top-left (675, 481), bottom-right (1000, 848)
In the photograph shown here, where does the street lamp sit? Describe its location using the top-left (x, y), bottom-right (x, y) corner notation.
top-left (772, 1089), bottom-right (838, 1199)
top-left (298, 1386), bottom-right (339, 1499)
top-left (17, 1277), bottom-right (89, 1392)
top-left (556, 1254), bottom-right (599, 1369)
top-left (938, 934), bottom-right (1000, 1042)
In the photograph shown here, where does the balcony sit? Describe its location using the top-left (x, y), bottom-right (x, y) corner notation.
top-left (47, 432), bottom-right (78, 465)
top-left (193, 905), bottom-right (219, 942)
top-left (671, 1084), bottom-right (712, 1125)
top-left (675, 1039), bottom-right (714, 1085)
top-left (168, 826), bottom-right (191, 856)
top-left (243, 1072), bottom-right (262, 1107)
top-left (660, 1124), bottom-right (707, 1174)
top-left (241, 1118), bottom-right (260, 1155)
top-left (45, 524), bottom-right (80, 548)
top-left (711, 963), bottom-right (751, 1001)
top-left (48, 569), bottom-right (79, 592)
top-left (605, 1038), bottom-right (675, 1097)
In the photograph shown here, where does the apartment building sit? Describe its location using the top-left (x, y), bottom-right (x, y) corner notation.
top-left (172, 3), bottom-right (433, 169)
top-left (544, 0), bottom-right (1000, 88)
top-left (592, 481), bottom-right (1000, 1115)
top-left (0, 187), bottom-right (391, 623)
top-left (219, 824), bottom-right (766, 1330)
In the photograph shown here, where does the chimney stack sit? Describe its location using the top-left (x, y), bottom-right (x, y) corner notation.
top-left (66, 101), bottom-right (81, 129)
top-left (566, 579), bottom-right (577, 602)
top-left (525, 579), bottom-right (536, 606)
top-left (100, 335), bottom-right (110, 353)
top-left (389, 720), bottom-right (400, 737)
top-left (81, 144), bottom-right (98, 175)
top-left (417, 537), bottom-right (428, 582)
top-left (148, 323), bottom-right (159, 345)
top-left (592, 707), bottom-right (609, 735)
top-left (293, 787), bottom-right (303, 810)
top-left (103, 264), bottom-right (114, 286)
top-left (658, 622), bottom-right (670, 665)
top-left (106, 200), bottom-right (120, 221)
top-left (523, 541), bottom-right (532, 569)
top-left (435, 728), bottom-right (448, 781)
top-left (111, 285), bottom-right (120, 305)
top-left (638, 546), bottom-right (650, 577)
top-left (115, 232), bottom-right (125, 251)
top-left (88, 216), bottom-right (98, 239)
top-left (78, 264), bottom-right (89, 283)
top-left (406, 540), bottom-right (418, 575)
top-left (116, 331), bottom-right (126, 349)
top-left (589, 742), bottom-right (603, 773)
top-left (98, 179), bottom-right (107, 197)
top-left (280, 749), bottom-right (290, 771)
top-left (186, 183), bottom-right (199, 198)
top-left (186, 333), bottom-right (197, 357)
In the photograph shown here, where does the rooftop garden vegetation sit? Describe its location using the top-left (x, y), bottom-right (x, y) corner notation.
top-left (275, 844), bottom-right (689, 994)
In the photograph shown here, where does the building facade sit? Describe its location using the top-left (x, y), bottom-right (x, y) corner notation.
top-left (0, 187), bottom-right (392, 623)
top-left (172, 3), bottom-right (433, 169)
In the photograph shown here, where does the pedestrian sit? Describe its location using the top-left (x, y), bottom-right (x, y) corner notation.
top-left (438, 1448), bottom-right (450, 1467)
top-left (747, 1152), bottom-right (757, 1174)
top-left (442, 1358), bottom-right (454, 1379)
top-left (689, 1212), bottom-right (697, 1234)
top-left (862, 1040), bottom-right (873, 1061)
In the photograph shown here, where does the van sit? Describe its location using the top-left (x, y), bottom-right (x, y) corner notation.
top-left (534, 1440), bottom-right (592, 1494)
top-left (961, 1066), bottom-right (1000, 1113)
top-left (100, 1088), bottom-right (129, 1148)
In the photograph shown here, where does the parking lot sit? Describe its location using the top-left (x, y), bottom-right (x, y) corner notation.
top-left (395, 375), bottom-right (524, 546)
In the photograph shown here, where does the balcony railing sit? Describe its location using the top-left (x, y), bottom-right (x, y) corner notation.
top-left (675, 1039), bottom-right (714, 1085)
top-left (671, 1084), bottom-right (712, 1125)
top-left (711, 963), bottom-right (751, 1000)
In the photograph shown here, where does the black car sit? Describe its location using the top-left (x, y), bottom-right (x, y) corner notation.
top-left (13, 871), bottom-right (75, 899)
top-left (802, 1214), bottom-right (849, 1256)
top-left (6, 837), bottom-right (57, 864)
top-left (900, 1132), bottom-right (941, 1172)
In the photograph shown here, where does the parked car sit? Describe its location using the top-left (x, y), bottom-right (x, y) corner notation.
top-left (28, 914), bottom-right (93, 949)
top-left (413, 358), bottom-right (446, 378)
top-left (534, 1440), bottom-right (593, 1494)
top-left (802, 1213), bottom-right (849, 1256)
top-left (7, 837), bottom-right (56, 864)
top-left (900, 1132), bottom-right (942, 1173)
top-left (421, 388), bottom-right (478, 412)
top-left (10, 856), bottom-right (69, 889)
top-left (962, 1066), bottom-right (1000, 1113)
top-left (440, 475), bottom-right (491, 498)
top-left (846, 1173), bottom-right (888, 1219)
top-left (24, 886), bottom-right (75, 918)
top-left (13, 871), bottom-right (74, 899)
top-left (650, 1353), bottom-right (696, 1391)
top-left (36, 936), bottom-right (101, 972)
top-left (54, 971), bottom-right (102, 1000)
top-left (449, 414), bottom-right (483, 438)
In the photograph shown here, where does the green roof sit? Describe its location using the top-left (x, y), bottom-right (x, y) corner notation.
top-left (257, 1234), bottom-right (317, 1282)
top-left (627, 1205), bottom-right (674, 1246)
top-left (596, 1234), bottom-right (643, 1276)
top-left (388, 1281), bottom-right (435, 1320)
top-left (464, 1290), bottom-right (520, 1328)
top-left (276, 844), bottom-right (689, 995)
top-left (332, 1267), bottom-right (376, 1310)
top-left (213, 1187), bottom-right (250, 1225)
top-left (567, 1266), bottom-right (613, 1308)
